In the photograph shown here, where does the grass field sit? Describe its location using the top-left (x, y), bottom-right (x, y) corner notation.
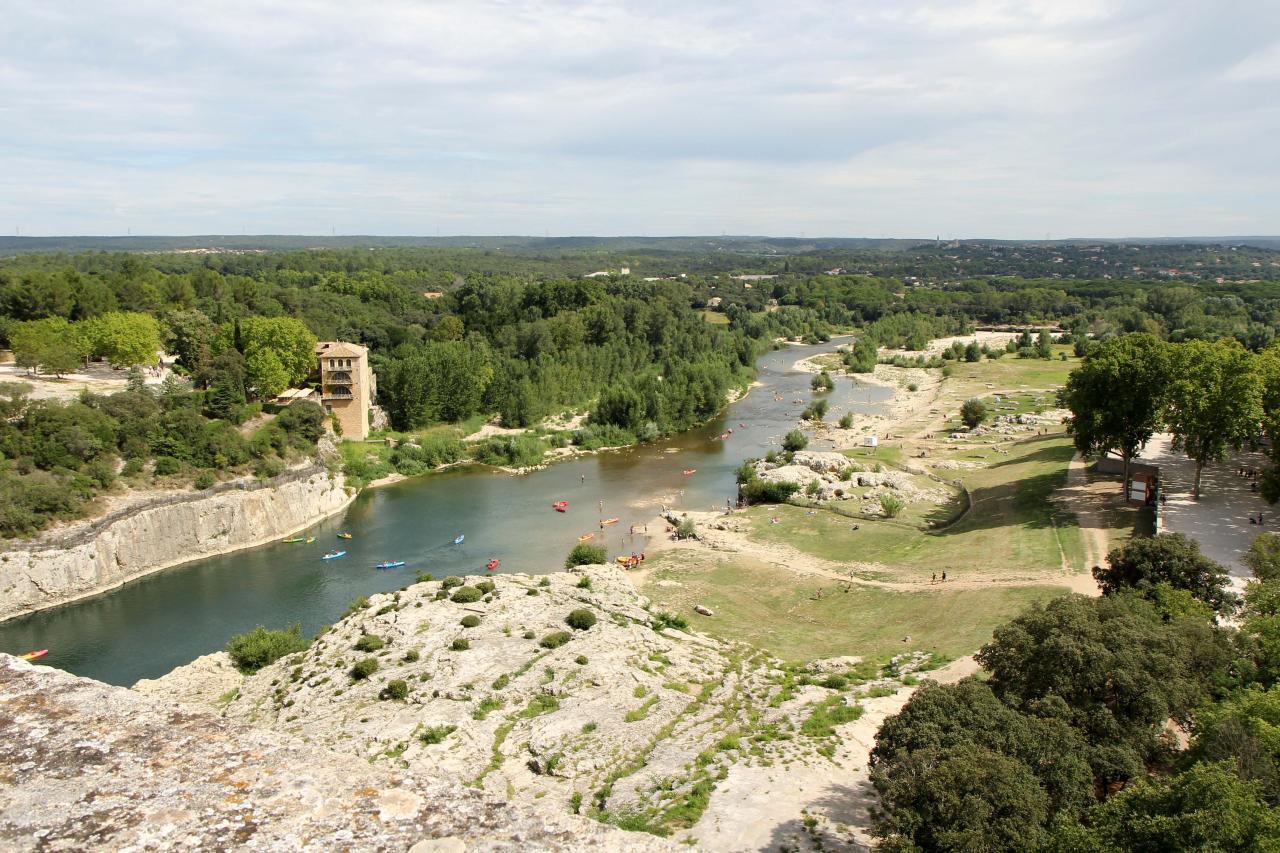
top-left (700, 310), bottom-right (730, 325)
top-left (749, 435), bottom-right (1085, 581)
top-left (641, 551), bottom-right (1066, 665)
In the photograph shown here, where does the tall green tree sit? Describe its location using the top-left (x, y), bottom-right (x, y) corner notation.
top-left (1061, 334), bottom-right (1169, 497)
top-left (1165, 339), bottom-right (1262, 497)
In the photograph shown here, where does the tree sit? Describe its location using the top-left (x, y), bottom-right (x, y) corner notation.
top-left (871, 680), bottom-right (1094, 824)
top-left (1037, 329), bottom-right (1053, 359)
top-left (245, 349), bottom-right (290, 398)
top-left (1245, 533), bottom-right (1280, 582)
top-left (873, 743), bottom-right (1051, 853)
top-left (84, 312), bottom-right (163, 367)
top-left (223, 316), bottom-right (317, 389)
top-left (783, 429), bottom-right (808, 452)
top-left (959, 398), bottom-right (987, 429)
top-left (9, 317), bottom-right (86, 377)
top-left (976, 594), bottom-right (1224, 777)
top-left (1164, 339), bottom-right (1262, 497)
top-left (1045, 762), bottom-right (1280, 852)
top-left (1095, 532), bottom-right (1235, 613)
top-left (1061, 334), bottom-right (1169, 497)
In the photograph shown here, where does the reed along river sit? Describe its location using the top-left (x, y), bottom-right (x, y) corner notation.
top-left (0, 340), bottom-right (890, 685)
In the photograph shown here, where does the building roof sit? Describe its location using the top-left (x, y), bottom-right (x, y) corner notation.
top-left (275, 387), bottom-right (317, 402)
top-left (316, 341), bottom-right (367, 358)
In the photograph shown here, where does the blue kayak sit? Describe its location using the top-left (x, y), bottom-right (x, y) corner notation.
top-left (321, 550), bottom-right (347, 560)
top-left (375, 561), bottom-right (406, 570)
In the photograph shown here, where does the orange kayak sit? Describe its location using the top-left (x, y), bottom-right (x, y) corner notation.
top-left (20, 649), bottom-right (48, 661)
top-left (578, 533), bottom-right (595, 542)
top-left (486, 559), bottom-right (500, 571)
top-left (600, 517), bottom-right (619, 526)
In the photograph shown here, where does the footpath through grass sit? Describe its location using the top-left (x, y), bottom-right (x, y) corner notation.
top-left (640, 551), bottom-right (1065, 665)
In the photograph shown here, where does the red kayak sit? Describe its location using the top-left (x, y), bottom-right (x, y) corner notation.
top-left (486, 559), bottom-right (500, 571)
top-left (20, 649), bottom-right (48, 661)
top-left (553, 500), bottom-right (568, 513)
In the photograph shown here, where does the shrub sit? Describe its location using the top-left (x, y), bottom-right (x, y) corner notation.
top-left (380, 679), bottom-right (409, 701)
top-left (566, 542), bottom-right (606, 568)
top-left (576, 575), bottom-right (592, 590)
top-left (451, 638), bottom-right (470, 651)
top-left (566, 608), bottom-right (597, 631)
top-left (677, 517), bottom-right (697, 539)
top-left (907, 382), bottom-right (918, 392)
top-left (153, 455), bottom-right (182, 476)
top-left (193, 470), bottom-right (216, 490)
top-left (880, 495), bottom-right (905, 518)
top-left (350, 657), bottom-right (379, 680)
top-left (354, 633), bottom-right (385, 652)
top-left (450, 586), bottom-right (483, 603)
top-left (475, 579), bottom-right (495, 593)
top-left (527, 588), bottom-right (539, 596)
top-left (782, 429), bottom-right (809, 452)
top-left (575, 655), bottom-right (589, 665)
top-left (959, 398), bottom-right (988, 429)
top-left (741, 479), bottom-right (801, 504)
top-left (460, 614), bottom-right (481, 628)
top-left (653, 611), bottom-right (689, 632)
top-left (225, 624), bottom-right (308, 674)
top-left (538, 576), bottom-right (551, 587)
top-left (419, 724), bottom-right (456, 745)
top-left (492, 673), bottom-right (510, 689)
top-left (402, 649), bottom-right (420, 663)
top-left (523, 630), bottom-right (536, 639)
top-left (540, 631), bottom-right (572, 649)
top-left (441, 576), bottom-right (464, 589)
top-left (415, 571), bottom-right (435, 583)
top-left (839, 413), bottom-right (854, 429)
top-left (342, 596), bottom-right (369, 618)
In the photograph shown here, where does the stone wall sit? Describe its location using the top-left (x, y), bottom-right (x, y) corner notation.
top-left (0, 466), bottom-right (355, 622)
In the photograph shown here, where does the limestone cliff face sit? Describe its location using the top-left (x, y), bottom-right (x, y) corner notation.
top-left (0, 655), bottom-right (676, 851)
top-left (0, 468), bottom-right (355, 621)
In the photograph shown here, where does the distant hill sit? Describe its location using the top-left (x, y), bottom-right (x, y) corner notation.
top-left (1, 234), bottom-right (1277, 255)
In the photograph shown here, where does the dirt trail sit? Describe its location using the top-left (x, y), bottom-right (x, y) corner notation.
top-left (687, 656), bottom-right (980, 852)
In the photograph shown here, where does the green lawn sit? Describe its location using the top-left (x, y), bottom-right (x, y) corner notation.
top-left (751, 435), bottom-right (1085, 581)
top-left (700, 310), bottom-right (730, 325)
top-left (641, 551), bottom-right (1066, 665)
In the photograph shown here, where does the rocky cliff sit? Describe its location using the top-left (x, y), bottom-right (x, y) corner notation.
top-left (0, 655), bottom-right (676, 851)
top-left (0, 467), bottom-right (354, 621)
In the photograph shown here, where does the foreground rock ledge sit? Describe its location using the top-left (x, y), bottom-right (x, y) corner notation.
top-left (0, 656), bottom-right (676, 852)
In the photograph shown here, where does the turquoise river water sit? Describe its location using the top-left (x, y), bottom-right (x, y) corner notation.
top-left (0, 339), bottom-right (890, 685)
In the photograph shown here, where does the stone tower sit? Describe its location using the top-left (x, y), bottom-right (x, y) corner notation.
top-left (316, 341), bottom-right (375, 440)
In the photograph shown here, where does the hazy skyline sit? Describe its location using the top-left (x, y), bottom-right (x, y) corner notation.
top-left (2, 1), bottom-right (1278, 238)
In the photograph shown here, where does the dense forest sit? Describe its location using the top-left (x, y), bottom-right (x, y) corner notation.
top-left (870, 532), bottom-right (1280, 852)
top-left (3, 241), bottom-right (1280, 528)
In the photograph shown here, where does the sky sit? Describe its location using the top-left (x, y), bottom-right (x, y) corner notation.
top-left (1, 0), bottom-right (1278, 238)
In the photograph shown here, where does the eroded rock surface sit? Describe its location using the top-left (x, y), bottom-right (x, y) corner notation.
top-left (0, 655), bottom-right (675, 851)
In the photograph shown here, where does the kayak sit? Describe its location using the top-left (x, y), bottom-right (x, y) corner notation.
top-left (337, 533), bottom-right (352, 540)
top-left (305, 537), bottom-right (316, 544)
top-left (600, 517), bottom-right (619, 526)
top-left (453, 535), bottom-right (465, 545)
top-left (282, 537), bottom-right (305, 544)
top-left (486, 559), bottom-right (500, 571)
top-left (682, 469), bottom-right (697, 476)
top-left (555, 506), bottom-right (567, 513)
top-left (553, 500), bottom-right (569, 509)
top-left (578, 533), bottom-right (595, 542)
top-left (20, 649), bottom-right (48, 661)
top-left (322, 550), bottom-right (347, 560)
top-left (375, 561), bottom-right (406, 570)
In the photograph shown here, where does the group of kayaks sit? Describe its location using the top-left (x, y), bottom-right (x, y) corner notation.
top-left (280, 529), bottom-right (493, 572)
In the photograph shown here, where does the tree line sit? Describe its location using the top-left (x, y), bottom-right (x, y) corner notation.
top-left (1061, 333), bottom-right (1273, 498)
top-left (871, 532), bottom-right (1280, 851)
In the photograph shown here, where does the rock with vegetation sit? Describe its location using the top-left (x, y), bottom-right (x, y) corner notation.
top-left (2, 655), bottom-right (675, 852)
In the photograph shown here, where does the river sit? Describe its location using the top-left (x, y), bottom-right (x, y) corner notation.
top-left (0, 339), bottom-right (890, 685)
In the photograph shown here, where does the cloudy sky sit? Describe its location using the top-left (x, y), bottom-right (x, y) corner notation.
top-left (1, 0), bottom-right (1277, 237)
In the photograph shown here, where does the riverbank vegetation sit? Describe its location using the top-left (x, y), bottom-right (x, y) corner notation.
top-left (0, 381), bottom-right (325, 537)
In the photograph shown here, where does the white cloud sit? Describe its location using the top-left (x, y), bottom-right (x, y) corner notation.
top-left (0, 0), bottom-right (1277, 237)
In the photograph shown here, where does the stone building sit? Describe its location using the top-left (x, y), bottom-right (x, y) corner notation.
top-left (316, 341), bottom-right (375, 440)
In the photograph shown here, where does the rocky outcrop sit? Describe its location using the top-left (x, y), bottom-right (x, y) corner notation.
top-left (0, 655), bottom-right (676, 851)
top-left (189, 565), bottom-right (791, 838)
top-left (0, 467), bottom-right (354, 621)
